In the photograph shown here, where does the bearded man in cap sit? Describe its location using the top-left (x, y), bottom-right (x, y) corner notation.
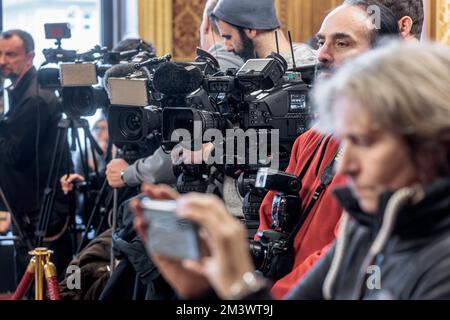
top-left (212, 0), bottom-right (317, 68)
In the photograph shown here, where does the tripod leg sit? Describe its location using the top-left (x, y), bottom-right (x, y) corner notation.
top-left (85, 127), bottom-right (104, 183)
top-left (75, 129), bottom-right (89, 180)
top-left (110, 189), bottom-right (119, 273)
top-left (0, 186), bottom-right (33, 251)
top-left (36, 121), bottom-right (70, 247)
top-left (93, 186), bottom-right (116, 238)
top-left (76, 178), bottom-right (110, 254)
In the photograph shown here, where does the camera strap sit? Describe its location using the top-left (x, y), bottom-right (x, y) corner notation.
top-left (297, 134), bottom-right (329, 182)
top-left (286, 139), bottom-right (341, 247)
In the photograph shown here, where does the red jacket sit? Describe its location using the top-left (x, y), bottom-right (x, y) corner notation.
top-left (257, 129), bottom-right (346, 298)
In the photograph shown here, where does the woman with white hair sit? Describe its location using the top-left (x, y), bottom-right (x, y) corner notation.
top-left (132, 41), bottom-right (450, 300)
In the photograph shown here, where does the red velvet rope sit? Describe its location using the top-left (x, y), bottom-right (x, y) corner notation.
top-left (11, 258), bottom-right (35, 300)
top-left (10, 269), bottom-right (35, 300)
top-left (45, 276), bottom-right (61, 301)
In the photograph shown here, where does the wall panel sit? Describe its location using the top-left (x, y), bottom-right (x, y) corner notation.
top-left (138, 0), bottom-right (448, 61)
top-left (436, 0), bottom-right (450, 45)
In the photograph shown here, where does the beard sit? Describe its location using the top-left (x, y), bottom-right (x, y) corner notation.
top-left (236, 29), bottom-right (256, 61)
top-left (315, 62), bottom-right (336, 80)
top-left (0, 67), bottom-right (18, 84)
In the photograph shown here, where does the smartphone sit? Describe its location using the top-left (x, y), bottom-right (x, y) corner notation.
top-left (141, 197), bottom-right (201, 261)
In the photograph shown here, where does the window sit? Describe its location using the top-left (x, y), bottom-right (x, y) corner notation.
top-left (2, 0), bottom-right (102, 67)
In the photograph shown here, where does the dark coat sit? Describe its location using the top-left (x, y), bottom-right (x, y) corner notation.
top-left (59, 229), bottom-right (112, 300)
top-left (99, 195), bottom-right (176, 300)
top-left (0, 67), bottom-right (71, 218)
top-left (285, 178), bottom-right (450, 300)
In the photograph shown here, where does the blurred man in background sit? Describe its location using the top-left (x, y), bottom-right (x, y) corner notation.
top-left (0, 29), bottom-right (73, 282)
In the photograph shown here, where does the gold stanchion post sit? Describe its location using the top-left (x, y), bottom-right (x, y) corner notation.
top-left (29, 248), bottom-right (53, 300)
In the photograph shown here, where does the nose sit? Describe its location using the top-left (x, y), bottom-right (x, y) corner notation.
top-left (318, 42), bottom-right (334, 65)
top-left (224, 39), bottom-right (234, 52)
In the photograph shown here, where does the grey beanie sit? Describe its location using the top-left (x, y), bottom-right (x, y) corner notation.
top-left (212, 0), bottom-right (280, 30)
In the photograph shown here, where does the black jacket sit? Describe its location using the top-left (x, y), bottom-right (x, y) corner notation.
top-left (0, 67), bottom-right (70, 215)
top-left (59, 229), bottom-right (112, 300)
top-left (283, 178), bottom-right (450, 300)
top-left (100, 194), bottom-right (176, 300)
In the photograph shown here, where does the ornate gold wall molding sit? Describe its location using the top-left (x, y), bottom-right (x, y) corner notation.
top-left (425, 0), bottom-right (449, 44)
top-left (138, 0), bottom-right (173, 56)
top-left (275, 0), bottom-right (341, 43)
top-left (172, 0), bottom-right (205, 60)
top-left (138, 0), bottom-right (343, 59)
top-left (138, 0), bottom-right (205, 60)
top-left (436, 0), bottom-right (450, 45)
top-left (138, 0), bottom-right (450, 60)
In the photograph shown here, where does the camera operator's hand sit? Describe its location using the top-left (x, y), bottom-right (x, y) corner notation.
top-left (106, 159), bottom-right (129, 188)
top-left (130, 184), bottom-right (212, 298)
top-left (0, 211), bottom-right (11, 234)
top-left (171, 143), bottom-right (215, 165)
top-left (60, 174), bottom-right (85, 195)
top-left (176, 194), bottom-right (256, 299)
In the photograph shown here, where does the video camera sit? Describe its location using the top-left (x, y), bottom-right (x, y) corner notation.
top-left (154, 52), bottom-right (314, 220)
top-left (105, 47), bottom-right (222, 150)
top-left (160, 52), bottom-right (314, 164)
top-left (104, 48), bottom-right (315, 198)
top-left (38, 23), bottom-right (113, 119)
top-left (105, 54), bottom-right (172, 149)
top-left (39, 23), bottom-right (156, 120)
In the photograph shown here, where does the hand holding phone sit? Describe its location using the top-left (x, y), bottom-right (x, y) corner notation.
top-left (141, 197), bottom-right (201, 261)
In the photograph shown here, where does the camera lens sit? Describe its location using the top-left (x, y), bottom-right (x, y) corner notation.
top-left (119, 110), bottom-right (142, 139)
top-left (249, 240), bottom-right (265, 270)
top-left (173, 116), bottom-right (193, 132)
top-left (126, 114), bottom-right (141, 131)
top-left (62, 87), bottom-right (108, 119)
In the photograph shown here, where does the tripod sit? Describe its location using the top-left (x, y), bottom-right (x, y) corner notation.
top-left (35, 117), bottom-right (105, 249)
top-left (75, 147), bottom-right (142, 255)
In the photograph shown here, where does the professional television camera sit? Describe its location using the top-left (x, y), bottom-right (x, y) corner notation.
top-left (106, 47), bottom-right (221, 149)
top-left (38, 23), bottom-right (113, 119)
top-left (160, 52), bottom-right (313, 155)
top-left (39, 24), bottom-right (155, 120)
top-left (105, 53), bottom-right (172, 150)
top-left (157, 52), bottom-right (315, 226)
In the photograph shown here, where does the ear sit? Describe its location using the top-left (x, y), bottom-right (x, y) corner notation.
top-left (202, 15), bottom-right (211, 35)
top-left (26, 51), bottom-right (35, 66)
top-left (398, 16), bottom-right (413, 39)
top-left (243, 28), bottom-right (258, 39)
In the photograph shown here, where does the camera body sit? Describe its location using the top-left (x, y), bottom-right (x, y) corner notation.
top-left (156, 53), bottom-right (314, 230)
top-left (248, 168), bottom-right (302, 280)
top-left (39, 24), bottom-right (121, 119)
top-left (249, 229), bottom-right (295, 281)
top-left (161, 53), bottom-right (314, 167)
top-left (106, 55), bottom-right (172, 149)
